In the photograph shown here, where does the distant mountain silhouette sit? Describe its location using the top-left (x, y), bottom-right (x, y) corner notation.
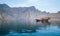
top-left (57, 11), bottom-right (60, 13)
top-left (0, 4), bottom-right (48, 19)
top-left (0, 4), bottom-right (10, 8)
top-left (0, 4), bottom-right (60, 24)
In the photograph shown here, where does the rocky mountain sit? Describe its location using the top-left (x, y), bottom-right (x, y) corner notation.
top-left (0, 4), bottom-right (60, 24)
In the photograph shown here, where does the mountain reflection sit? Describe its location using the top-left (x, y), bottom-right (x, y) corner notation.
top-left (0, 22), bottom-right (60, 36)
top-left (0, 22), bottom-right (51, 35)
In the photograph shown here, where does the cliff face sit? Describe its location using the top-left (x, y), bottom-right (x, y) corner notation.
top-left (0, 4), bottom-right (60, 25)
top-left (0, 4), bottom-right (47, 24)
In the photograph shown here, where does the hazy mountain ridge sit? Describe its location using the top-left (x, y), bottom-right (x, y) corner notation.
top-left (0, 4), bottom-right (60, 24)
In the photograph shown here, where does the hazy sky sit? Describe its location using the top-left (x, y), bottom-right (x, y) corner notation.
top-left (0, 0), bottom-right (60, 13)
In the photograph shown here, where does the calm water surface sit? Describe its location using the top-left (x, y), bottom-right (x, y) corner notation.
top-left (4, 24), bottom-right (60, 36)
